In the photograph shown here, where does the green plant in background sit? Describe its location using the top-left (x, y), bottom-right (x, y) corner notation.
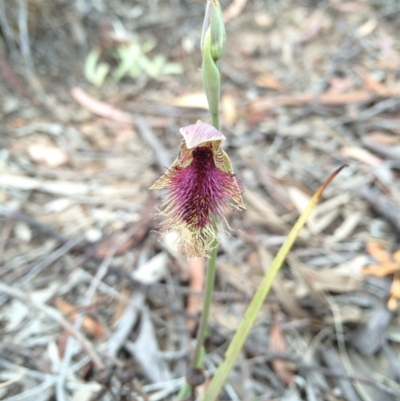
top-left (84, 48), bottom-right (110, 87)
top-left (84, 38), bottom-right (183, 86)
top-left (112, 39), bottom-right (156, 81)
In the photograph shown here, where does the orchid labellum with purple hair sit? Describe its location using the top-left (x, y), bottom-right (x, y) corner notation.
top-left (150, 122), bottom-right (245, 257)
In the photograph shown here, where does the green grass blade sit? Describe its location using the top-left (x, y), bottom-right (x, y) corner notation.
top-left (202, 165), bottom-right (346, 401)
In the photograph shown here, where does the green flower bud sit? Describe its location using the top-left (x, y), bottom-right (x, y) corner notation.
top-left (202, 27), bottom-right (221, 126)
top-left (201, 0), bottom-right (226, 62)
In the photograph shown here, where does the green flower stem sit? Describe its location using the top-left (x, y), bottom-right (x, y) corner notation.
top-left (211, 113), bottom-right (220, 131)
top-left (193, 219), bottom-right (218, 369)
top-left (178, 379), bottom-right (192, 398)
top-left (178, 235), bottom-right (218, 400)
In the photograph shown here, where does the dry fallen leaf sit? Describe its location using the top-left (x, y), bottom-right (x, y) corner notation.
top-left (363, 263), bottom-right (398, 277)
top-left (255, 74), bottom-right (281, 91)
top-left (327, 210), bottom-right (363, 243)
top-left (210, 303), bottom-right (242, 331)
top-left (245, 188), bottom-right (288, 231)
top-left (363, 240), bottom-right (400, 310)
top-left (125, 307), bottom-right (172, 383)
top-left (254, 12), bottom-right (273, 28)
top-left (222, 93), bottom-right (238, 125)
top-left (328, 76), bottom-right (354, 94)
top-left (223, 0), bottom-right (247, 22)
top-left (132, 252), bottom-right (168, 284)
top-left (335, 1), bottom-right (365, 13)
top-left (388, 272), bottom-right (400, 311)
top-left (367, 240), bottom-right (390, 263)
top-left (93, 212), bottom-right (153, 259)
top-left (170, 92), bottom-right (208, 109)
top-left (356, 67), bottom-right (390, 97)
top-left (13, 222), bottom-right (32, 243)
top-left (250, 90), bottom-right (374, 114)
top-left (28, 143), bottom-right (69, 168)
top-left (377, 31), bottom-right (400, 71)
top-left (341, 146), bottom-right (382, 167)
top-left (54, 298), bottom-right (104, 341)
top-left (289, 254), bottom-right (366, 296)
top-left (269, 318), bottom-right (294, 385)
top-left (356, 18), bottom-right (377, 38)
top-left (296, 10), bottom-right (326, 43)
top-left (71, 86), bottom-right (134, 123)
top-left (366, 132), bottom-right (399, 146)
top-left (186, 257), bottom-right (204, 330)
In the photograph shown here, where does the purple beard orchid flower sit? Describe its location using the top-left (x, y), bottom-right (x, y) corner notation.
top-left (150, 122), bottom-right (245, 258)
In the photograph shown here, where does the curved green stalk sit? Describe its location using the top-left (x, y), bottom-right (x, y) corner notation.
top-left (202, 166), bottom-right (346, 401)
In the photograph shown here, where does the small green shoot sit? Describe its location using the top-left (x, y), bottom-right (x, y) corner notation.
top-left (84, 38), bottom-right (182, 86)
top-left (112, 41), bottom-right (143, 81)
top-left (84, 48), bottom-right (110, 87)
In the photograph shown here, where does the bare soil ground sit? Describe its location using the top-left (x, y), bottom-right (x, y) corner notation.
top-left (1, 1), bottom-right (400, 400)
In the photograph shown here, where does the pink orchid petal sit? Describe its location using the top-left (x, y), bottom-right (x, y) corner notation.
top-left (179, 122), bottom-right (226, 149)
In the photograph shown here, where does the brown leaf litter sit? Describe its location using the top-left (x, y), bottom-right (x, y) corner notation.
top-left (2, 1), bottom-right (400, 400)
